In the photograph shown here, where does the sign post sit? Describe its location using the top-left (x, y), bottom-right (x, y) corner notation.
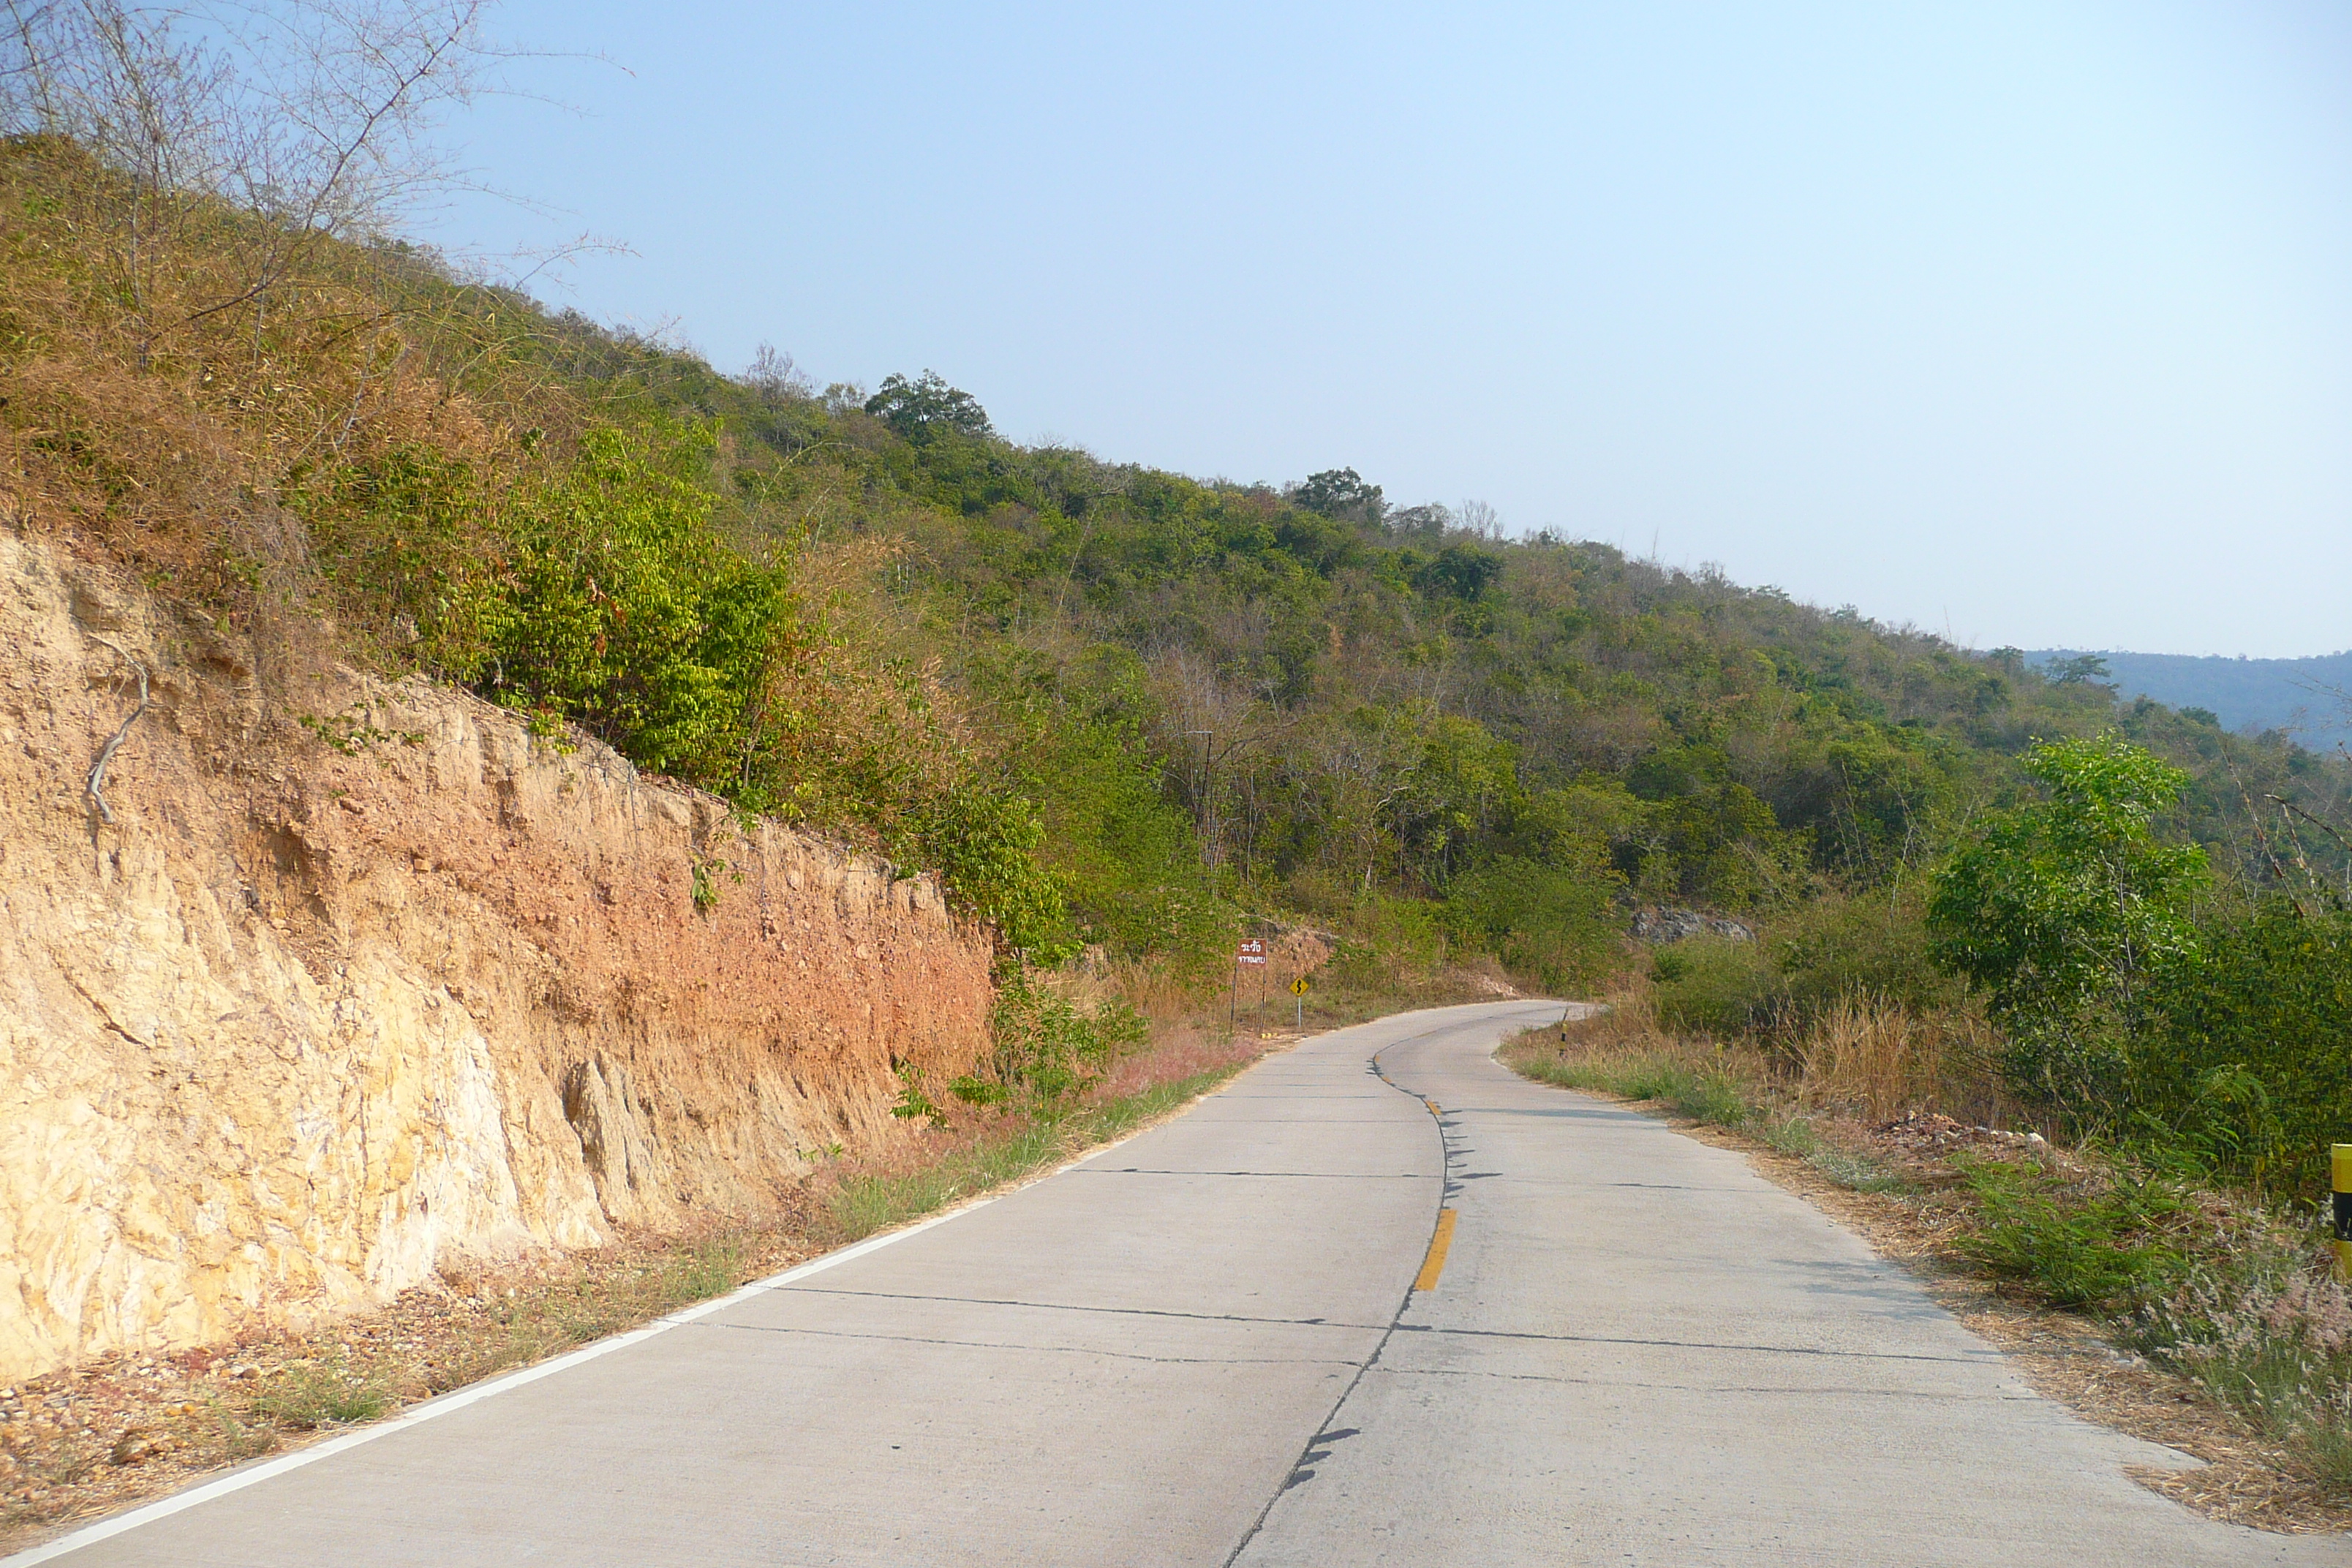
top-left (1234, 938), bottom-right (1266, 1034)
top-left (1291, 973), bottom-right (1309, 1030)
top-left (2334, 1145), bottom-right (2352, 1279)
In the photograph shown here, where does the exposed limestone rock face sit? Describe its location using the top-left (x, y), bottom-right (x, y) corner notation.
top-left (0, 532), bottom-right (994, 1383)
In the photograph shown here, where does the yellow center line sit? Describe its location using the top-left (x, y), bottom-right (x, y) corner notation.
top-left (1414, 1208), bottom-right (1458, 1291)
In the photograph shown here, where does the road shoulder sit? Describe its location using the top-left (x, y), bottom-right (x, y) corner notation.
top-left (1496, 1036), bottom-right (2352, 1537)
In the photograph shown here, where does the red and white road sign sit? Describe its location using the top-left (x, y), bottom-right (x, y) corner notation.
top-left (1236, 938), bottom-right (1267, 967)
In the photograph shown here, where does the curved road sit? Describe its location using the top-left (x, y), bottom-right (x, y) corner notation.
top-left (16, 1002), bottom-right (2345, 1566)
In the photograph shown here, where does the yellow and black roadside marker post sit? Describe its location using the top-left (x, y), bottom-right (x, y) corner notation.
top-left (2334, 1145), bottom-right (2352, 1280)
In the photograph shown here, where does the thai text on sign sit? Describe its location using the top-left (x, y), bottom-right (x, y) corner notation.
top-left (1236, 938), bottom-right (1267, 967)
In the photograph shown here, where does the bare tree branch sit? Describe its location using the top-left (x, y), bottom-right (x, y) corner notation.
top-left (84, 637), bottom-right (150, 826)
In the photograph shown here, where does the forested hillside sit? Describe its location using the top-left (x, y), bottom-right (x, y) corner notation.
top-left (5, 127), bottom-right (2349, 1159)
top-left (476, 325), bottom-right (2351, 988)
top-left (2028, 649), bottom-right (2352, 750)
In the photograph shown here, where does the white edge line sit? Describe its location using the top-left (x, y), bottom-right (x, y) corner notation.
top-left (0, 1102), bottom-right (1209, 1567)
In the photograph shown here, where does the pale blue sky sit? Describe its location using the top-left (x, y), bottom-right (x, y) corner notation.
top-left (437, 1), bottom-right (2352, 657)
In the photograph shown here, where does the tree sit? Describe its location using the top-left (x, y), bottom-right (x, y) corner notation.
top-left (1927, 734), bottom-right (2207, 1121)
top-left (745, 342), bottom-right (810, 407)
top-left (1289, 467), bottom-right (1384, 526)
top-left (1384, 503), bottom-right (1450, 541)
top-left (2136, 897), bottom-right (2352, 1192)
top-left (863, 370), bottom-right (992, 441)
top-left (2045, 653), bottom-right (2112, 687)
top-left (1414, 543), bottom-right (1501, 603)
top-left (1, 0), bottom-right (505, 346)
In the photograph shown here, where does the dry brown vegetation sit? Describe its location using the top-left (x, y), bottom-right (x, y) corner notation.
top-left (1514, 973), bottom-right (2023, 1128)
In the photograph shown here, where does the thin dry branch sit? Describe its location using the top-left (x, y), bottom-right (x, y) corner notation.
top-left (84, 636), bottom-right (150, 824)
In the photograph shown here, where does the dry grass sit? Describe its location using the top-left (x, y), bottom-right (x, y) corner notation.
top-left (1090, 1021), bottom-right (1257, 1101)
top-left (1520, 973), bottom-right (2026, 1131)
top-left (0, 1220), bottom-right (802, 1545)
top-left (1790, 992), bottom-right (2014, 1126)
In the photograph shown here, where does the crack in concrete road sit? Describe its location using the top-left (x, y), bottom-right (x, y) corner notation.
top-left (774, 1285), bottom-right (1382, 1331)
top-left (1072, 1168), bottom-right (1428, 1179)
top-left (1373, 1365), bottom-right (2037, 1400)
top-left (1387, 1321), bottom-right (2002, 1364)
top-left (1216, 1017), bottom-right (1485, 1568)
top-left (700, 1320), bottom-right (1368, 1370)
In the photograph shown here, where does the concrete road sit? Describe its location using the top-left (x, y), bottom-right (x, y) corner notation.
top-left (16, 1001), bottom-right (2345, 1567)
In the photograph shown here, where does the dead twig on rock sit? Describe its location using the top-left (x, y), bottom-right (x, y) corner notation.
top-left (86, 640), bottom-right (151, 826)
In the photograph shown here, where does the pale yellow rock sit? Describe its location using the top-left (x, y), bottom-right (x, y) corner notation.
top-left (0, 532), bottom-right (994, 1382)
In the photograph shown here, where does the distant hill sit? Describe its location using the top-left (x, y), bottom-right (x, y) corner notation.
top-left (2026, 649), bottom-right (2352, 749)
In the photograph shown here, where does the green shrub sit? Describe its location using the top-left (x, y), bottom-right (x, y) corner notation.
top-left (965, 968), bottom-right (1148, 1113)
top-left (491, 420), bottom-right (796, 783)
top-left (904, 781), bottom-right (1077, 961)
top-left (1637, 891), bottom-right (1961, 1054)
top-left (2133, 900), bottom-right (2352, 1198)
top-left (303, 443), bottom-right (507, 677)
top-left (1759, 1113), bottom-right (1821, 1157)
top-left (1013, 702), bottom-right (1223, 965)
top-left (1444, 853), bottom-right (1624, 995)
top-left (1927, 735), bottom-right (2207, 1126)
top-left (250, 1359), bottom-right (390, 1430)
top-left (1956, 1156), bottom-right (2188, 1311)
top-left (1651, 936), bottom-right (1777, 1036)
top-left (1666, 1068), bottom-right (1752, 1127)
top-left (1765, 889), bottom-right (1961, 1024)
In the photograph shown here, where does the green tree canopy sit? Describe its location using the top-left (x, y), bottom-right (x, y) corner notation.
top-left (1289, 467), bottom-right (1384, 524)
top-left (864, 371), bottom-right (994, 441)
top-left (1928, 734), bottom-right (2209, 1120)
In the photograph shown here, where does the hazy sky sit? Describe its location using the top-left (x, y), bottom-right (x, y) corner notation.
top-left (437, 1), bottom-right (2352, 658)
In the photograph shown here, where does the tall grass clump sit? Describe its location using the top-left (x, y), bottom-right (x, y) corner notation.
top-left (2130, 1244), bottom-right (2352, 1488)
top-left (1792, 994), bottom-right (2006, 1126)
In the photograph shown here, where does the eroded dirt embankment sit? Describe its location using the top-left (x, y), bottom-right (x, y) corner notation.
top-left (0, 531), bottom-right (993, 1384)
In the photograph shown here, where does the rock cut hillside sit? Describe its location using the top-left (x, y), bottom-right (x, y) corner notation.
top-left (0, 533), bottom-right (992, 1383)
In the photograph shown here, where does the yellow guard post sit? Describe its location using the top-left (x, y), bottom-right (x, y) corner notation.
top-left (2334, 1145), bottom-right (2352, 1280)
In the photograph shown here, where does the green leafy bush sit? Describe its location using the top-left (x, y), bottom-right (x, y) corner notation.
top-left (1764, 889), bottom-right (1961, 1024)
top-left (1444, 853), bottom-right (1622, 994)
top-left (1640, 890), bottom-right (1963, 1048)
top-left (489, 421), bottom-right (800, 782)
top-left (904, 782), bottom-right (1076, 962)
top-left (1929, 735), bottom-right (2208, 1125)
top-left (1651, 936), bottom-right (1777, 1036)
top-left (961, 969), bottom-right (1149, 1114)
top-left (303, 443), bottom-right (509, 678)
top-left (1955, 1156), bottom-right (2187, 1311)
top-left (997, 668), bottom-right (1225, 965)
top-left (2134, 900), bottom-right (2352, 1196)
